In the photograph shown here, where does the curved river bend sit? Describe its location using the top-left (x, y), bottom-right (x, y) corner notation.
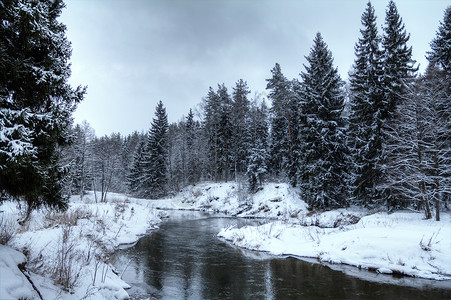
top-left (114, 211), bottom-right (451, 299)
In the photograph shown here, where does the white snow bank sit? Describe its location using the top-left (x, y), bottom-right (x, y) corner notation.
top-left (0, 245), bottom-right (39, 300)
top-left (148, 182), bottom-right (308, 220)
top-left (219, 211), bottom-right (451, 281)
top-left (0, 191), bottom-right (162, 300)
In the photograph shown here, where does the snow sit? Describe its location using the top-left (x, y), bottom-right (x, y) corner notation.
top-left (0, 192), bottom-right (162, 300)
top-left (218, 211), bottom-right (451, 281)
top-left (0, 245), bottom-right (39, 300)
top-left (149, 182), bottom-right (308, 219)
top-left (1, 182), bottom-right (450, 299)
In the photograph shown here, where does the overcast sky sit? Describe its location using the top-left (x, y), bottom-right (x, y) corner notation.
top-left (61, 0), bottom-right (450, 137)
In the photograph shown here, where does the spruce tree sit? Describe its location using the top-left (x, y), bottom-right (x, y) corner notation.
top-left (380, 0), bottom-right (417, 209)
top-left (142, 101), bottom-right (169, 199)
top-left (428, 6), bottom-right (451, 75)
top-left (298, 32), bottom-right (349, 209)
top-left (231, 79), bottom-right (251, 175)
top-left (128, 139), bottom-right (146, 196)
top-left (0, 0), bottom-right (85, 220)
top-left (266, 63), bottom-right (292, 176)
top-left (348, 1), bottom-right (385, 207)
top-left (185, 109), bottom-right (198, 185)
top-left (216, 84), bottom-right (234, 182)
top-left (247, 101), bottom-right (269, 193)
top-left (381, 0), bottom-right (417, 115)
top-left (203, 87), bottom-right (221, 181)
top-left (423, 6), bottom-right (451, 220)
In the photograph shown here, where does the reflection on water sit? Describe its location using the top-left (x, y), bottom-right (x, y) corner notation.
top-left (114, 211), bottom-right (451, 299)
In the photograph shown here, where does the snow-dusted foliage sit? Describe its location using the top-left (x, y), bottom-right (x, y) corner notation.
top-left (378, 0), bottom-right (418, 209)
top-left (266, 63), bottom-right (298, 183)
top-left (0, 0), bottom-right (85, 214)
top-left (141, 101), bottom-right (170, 198)
top-left (0, 109), bottom-right (36, 162)
top-left (247, 101), bottom-right (269, 193)
top-left (348, 1), bottom-right (385, 208)
top-left (428, 6), bottom-right (451, 75)
top-left (298, 32), bottom-right (349, 209)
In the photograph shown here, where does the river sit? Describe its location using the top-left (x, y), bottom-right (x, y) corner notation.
top-left (114, 210), bottom-right (451, 299)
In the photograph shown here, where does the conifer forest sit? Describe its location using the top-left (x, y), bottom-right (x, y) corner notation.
top-left (1, 1), bottom-right (450, 220)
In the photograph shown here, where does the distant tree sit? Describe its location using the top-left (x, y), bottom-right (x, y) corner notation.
top-left (298, 32), bottom-right (349, 209)
top-left (65, 121), bottom-right (95, 199)
top-left (121, 131), bottom-right (142, 186)
top-left (216, 84), bottom-right (234, 182)
top-left (142, 101), bottom-right (169, 199)
top-left (266, 63), bottom-right (292, 177)
top-left (247, 101), bottom-right (269, 193)
top-left (348, 1), bottom-right (385, 208)
top-left (231, 79), bottom-right (251, 176)
top-left (203, 87), bottom-right (222, 181)
top-left (128, 138), bottom-right (146, 196)
top-left (0, 0), bottom-right (86, 222)
top-left (168, 122), bottom-right (185, 192)
top-left (91, 133), bottom-right (123, 202)
top-left (185, 109), bottom-right (201, 185)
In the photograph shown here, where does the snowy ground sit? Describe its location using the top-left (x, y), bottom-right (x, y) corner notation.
top-left (1, 182), bottom-right (450, 299)
top-left (0, 192), bottom-right (162, 300)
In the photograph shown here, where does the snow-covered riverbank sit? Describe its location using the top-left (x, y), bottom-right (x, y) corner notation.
top-left (143, 181), bottom-right (451, 282)
top-left (0, 192), bottom-right (162, 300)
top-left (1, 182), bottom-right (450, 299)
top-left (218, 209), bottom-right (451, 281)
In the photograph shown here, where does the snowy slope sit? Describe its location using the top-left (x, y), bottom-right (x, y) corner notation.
top-left (0, 245), bottom-right (40, 300)
top-left (0, 192), bottom-right (162, 300)
top-left (148, 181), bottom-right (309, 219)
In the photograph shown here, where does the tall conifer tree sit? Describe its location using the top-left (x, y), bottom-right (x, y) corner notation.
top-left (231, 79), bottom-right (251, 175)
top-left (298, 33), bottom-right (349, 209)
top-left (142, 101), bottom-right (169, 198)
top-left (348, 1), bottom-right (385, 207)
top-left (0, 0), bottom-right (85, 221)
top-left (247, 101), bottom-right (269, 193)
top-left (266, 63), bottom-right (292, 176)
top-left (380, 0), bottom-right (417, 208)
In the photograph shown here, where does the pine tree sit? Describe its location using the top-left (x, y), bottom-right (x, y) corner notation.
top-left (216, 84), bottom-right (234, 182)
top-left (185, 109), bottom-right (199, 185)
top-left (298, 32), bottom-right (349, 209)
top-left (128, 138), bottom-right (146, 196)
top-left (247, 101), bottom-right (269, 193)
top-left (380, 0), bottom-right (417, 209)
top-left (142, 101), bottom-right (169, 199)
top-left (67, 121), bottom-right (95, 199)
top-left (266, 63), bottom-right (292, 176)
top-left (203, 87), bottom-right (222, 181)
top-left (0, 0), bottom-right (86, 221)
top-left (422, 7), bottom-right (451, 220)
top-left (231, 79), bottom-right (251, 176)
top-left (381, 0), bottom-right (417, 115)
top-left (168, 122), bottom-right (185, 191)
top-left (428, 6), bottom-right (451, 75)
top-left (348, 1), bottom-right (385, 207)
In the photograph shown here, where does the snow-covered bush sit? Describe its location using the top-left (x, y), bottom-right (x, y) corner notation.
top-left (51, 225), bottom-right (83, 292)
top-left (0, 215), bottom-right (16, 245)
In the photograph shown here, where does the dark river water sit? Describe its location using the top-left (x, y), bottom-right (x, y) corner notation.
top-left (114, 211), bottom-right (451, 299)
